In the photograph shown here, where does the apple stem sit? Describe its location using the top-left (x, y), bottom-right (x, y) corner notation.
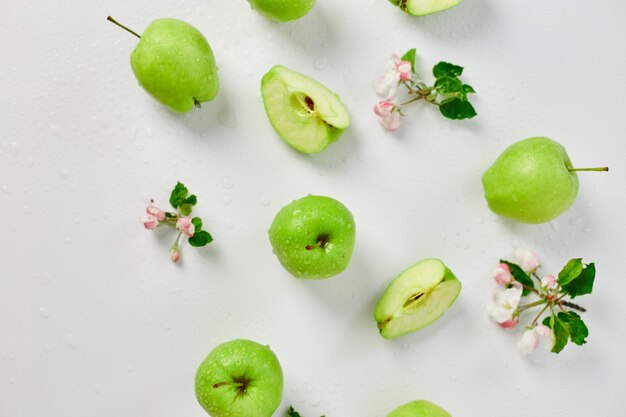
top-left (213, 381), bottom-right (245, 389)
top-left (107, 16), bottom-right (141, 39)
top-left (568, 167), bottom-right (609, 172)
top-left (194, 99), bottom-right (202, 108)
top-left (306, 235), bottom-right (329, 251)
top-left (560, 300), bottom-right (586, 312)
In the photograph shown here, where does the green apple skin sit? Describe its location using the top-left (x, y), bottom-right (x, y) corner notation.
top-left (130, 18), bottom-right (219, 112)
top-left (387, 400), bottom-right (452, 417)
top-left (482, 137), bottom-right (579, 224)
top-left (247, 0), bottom-right (315, 21)
top-left (389, 0), bottom-right (463, 16)
top-left (375, 259), bottom-right (461, 339)
top-left (261, 65), bottom-right (350, 154)
top-left (195, 339), bottom-right (283, 417)
top-left (268, 195), bottom-right (356, 279)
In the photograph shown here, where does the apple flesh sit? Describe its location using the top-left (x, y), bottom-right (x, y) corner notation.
top-left (389, 0), bottom-right (463, 16)
top-left (374, 259), bottom-right (461, 339)
top-left (247, 0), bottom-right (315, 21)
top-left (109, 17), bottom-right (219, 112)
top-left (482, 137), bottom-right (581, 224)
top-left (261, 65), bottom-right (350, 154)
top-left (195, 339), bottom-right (283, 417)
top-left (268, 195), bottom-right (356, 279)
top-left (387, 400), bottom-right (452, 417)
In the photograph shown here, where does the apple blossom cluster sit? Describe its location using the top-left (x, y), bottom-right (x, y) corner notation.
top-left (373, 48), bottom-right (477, 132)
top-left (488, 248), bottom-right (595, 355)
top-left (142, 182), bottom-right (213, 263)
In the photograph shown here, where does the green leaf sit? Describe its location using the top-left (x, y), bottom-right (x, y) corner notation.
top-left (183, 195), bottom-right (197, 206)
top-left (164, 212), bottom-right (176, 219)
top-left (287, 407), bottom-right (302, 417)
top-left (561, 263), bottom-right (596, 298)
top-left (180, 204), bottom-right (193, 217)
top-left (433, 61), bottom-right (463, 78)
top-left (542, 316), bottom-right (552, 328)
top-left (500, 260), bottom-right (534, 296)
top-left (434, 76), bottom-right (464, 96)
top-left (191, 217), bottom-right (203, 231)
top-left (439, 98), bottom-right (477, 120)
top-left (400, 48), bottom-right (417, 73)
top-left (463, 84), bottom-right (476, 94)
top-left (169, 182), bottom-right (188, 208)
top-left (558, 258), bottom-right (583, 287)
top-left (188, 230), bottom-right (213, 247)
top-left (551, 313), bottom-right (570, 354)
top-left (557, 311), bottom-right (588, 345)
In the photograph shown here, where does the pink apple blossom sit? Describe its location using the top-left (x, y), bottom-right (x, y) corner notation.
top-left (541, 274), bottom-right (557, 290)
top-left (374, 54), bottom-right (413, 98)
top-left (488, 282), bottom-right (523, 328)
top-left (374, 99), bottom-right (401, 131)
top-left (143, 215), bottom-right (159, 230)
top-left (170, 248), bottom-right (180, 263)
top-left (176, 216), bottom-right (195, 237)
top-left (146, 205), bottom-right (165, 221)
top-left (518, 324), bottom-right (553, 355)
top-left (515, 248), bottom-right (539, 272)
top-left (493, 263), bottom-right (513, 285)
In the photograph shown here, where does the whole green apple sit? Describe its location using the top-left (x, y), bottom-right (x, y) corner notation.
top-left (389, 0), bottom-right (463, 16)
top-left (387, 400), bottom-right (452, 417)
top-left (107, 17), bottom-right (219, 112)
top-left (261, 65), bottom-right (350, 154)
top-left (268, 195), bottom-right (356, 279)
top-left (247, 0), bottom-right (315, 22)
top-left (374, 259), bottom-right (461, 339)
top-left (195, 339), bottom-right (283, 417)
top-left (482, 137), bottom-right (608, 224)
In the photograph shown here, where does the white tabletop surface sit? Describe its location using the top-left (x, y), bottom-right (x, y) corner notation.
top-left (1, 0), bottom-right (625, 416)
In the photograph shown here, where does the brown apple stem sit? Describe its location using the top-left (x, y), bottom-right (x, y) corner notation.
top-left (212, 381), bottom-right (245, 389)
top-left (568, 167), bottom-right (609, 172)
top-left (305, 235), bottom-right (329, 251)
top-left (194, 99), bottom-right (202, 108)
top-left (107, 16), bottom-right (141, 39)
top-left (560, 300), bottom-right (587, 312)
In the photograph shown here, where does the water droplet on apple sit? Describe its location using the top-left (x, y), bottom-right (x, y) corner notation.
top-left (217, 109), bottom-right (238, 128)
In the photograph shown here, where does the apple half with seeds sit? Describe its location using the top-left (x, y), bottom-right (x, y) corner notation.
top-left (389, 0), bottom-right (463, 16)
top-left (374, 258), bottom-right (461, 339)
top-left (261, 65), bottom-right (350, 154)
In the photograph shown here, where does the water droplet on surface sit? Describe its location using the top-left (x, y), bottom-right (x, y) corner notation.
top-left (44, 344), bottom-right (52, 354)
top-left (217, 109), bottom-right (238, 128)
top-left (259, 197), bottom-right (271, 206)
top-left (38, 307), bottom-right (51, 319)
top-left (164, 323), bottom-right (172, 332)
top-left (66, 333), bottom-right (79, 349)
top-left (23, 205), bottom-right (31, 214)
top-left (314, 58), bottom-right (327, 70)
top-left (222, 179), bottom-right (233, 189)
top-left (93, 384), bottom-right (102, 394)
top-left (222, 196), bottom-right (232, 205)
top-left (127, 365), bottom-right (135, 373)
top-left (1, 185), bottom-right (10, 195)
top-left (61, 169), bottom-right (70, 179)
top-left (225, 217), bottom-right (235, 229)
top-left (10, 142), bottom-right (19, 156)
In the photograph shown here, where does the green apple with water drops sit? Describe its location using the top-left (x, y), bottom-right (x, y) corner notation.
top-left (268, 195), bottom-right (356, 279)
top-left (482, 137), bottom-right (609, 224)
top-left (389, 0), bottom-right (463, 16)
top-left (107, 17), bottom-right (219, 112)
top-left (387, 400), bottom-right (452, 417)
top-left (375, 258), bottom-right (461, 339)
top-left (247, 0), bottom-right (315, 21)
top-left (261, 65), bottom-right (350, 154)
top-left (195, 339), bottom-right (283, 417)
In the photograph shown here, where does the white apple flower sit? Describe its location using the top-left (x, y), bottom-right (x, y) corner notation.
top-left (374, 54), bottom-right (413, 98)
top-left (488, 282), bottom-right (523, 328)
top-left (176, 216), bottom-right (195, 237)
top-left (541, 274), bottom-right (557, 290)
top-left (374, 99), bottom-right (401, 131)
top-left (515, 248), bottom-right (539, 272)
top-left (518, 324), bottom-right (553, 355)
top-left (493, 263), bottom-right (513, 285)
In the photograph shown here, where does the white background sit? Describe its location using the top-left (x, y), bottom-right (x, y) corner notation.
top-left (1, 0), bottom-right (625, 416)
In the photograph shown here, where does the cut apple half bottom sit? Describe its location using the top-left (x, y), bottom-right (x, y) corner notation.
top-left (375, 258), bottom-right (461, 339)
top-left (390, 0), bottom-right (463, 16)
top-left (261, 65), bottom-right (350, 154)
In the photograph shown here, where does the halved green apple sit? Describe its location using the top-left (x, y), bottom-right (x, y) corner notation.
top-left (389, 0), bottom-right (463, 16)
top-left (260, 65), bottom-right (350, 154)
top-left (374, 258), bottom-right (461, 339)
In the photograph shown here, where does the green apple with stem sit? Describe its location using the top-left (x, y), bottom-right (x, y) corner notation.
top-left (247, 0), bottom-right (315, 21)
top-left (107, 17), bottom-right (219, 112)
top-left (195, 339), bottom-right (283, 417)
top-left (482, 137), bottom-right (609, 224)
top-left (261, 65), bottom-right (350, 154)
top-left (268, 195), bottom-right (356, 279)
top-left (389, 0), bottom-right (463, 16)
top-left (387, 400), bottom-right (452, 417)
top-left (374, 259), bottom-right (461, 339)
